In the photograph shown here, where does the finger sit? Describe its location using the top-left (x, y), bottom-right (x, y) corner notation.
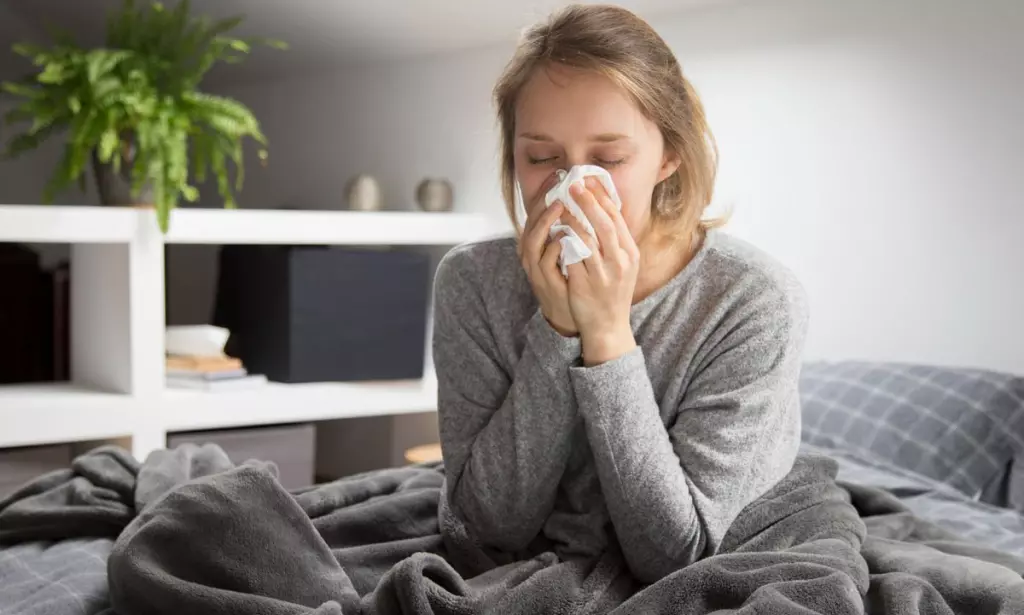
top-left (615, 214), bottom-right (640, 259)
top-left (565, 260), bottom-right (587, 282)
top-left (570, 181), bottom-right (617, 256)
top-left (540, 233), bottom-right (567, 284)
top-left (523, 172), bottom-right (564, 233)
top-left (523, 202), bottom-right (564, 268)
top-left (583, 177), bottom-right (638, 257)
top-left (584, 176), bottom-right (618, 217)
top-left (559, 207), bottom-right (600, 255)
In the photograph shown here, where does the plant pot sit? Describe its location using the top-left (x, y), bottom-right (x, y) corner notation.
top-left (92, 150), bottom-right (154, 207)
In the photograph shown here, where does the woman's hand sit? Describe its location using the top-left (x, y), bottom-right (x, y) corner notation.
top-left (561, 177), bottom-right (640, 365)
top-left (519, 176), bottom-right (578, 337)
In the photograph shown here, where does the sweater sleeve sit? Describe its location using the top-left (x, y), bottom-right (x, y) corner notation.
top-left (432, 249), bottom-right (581, 553)
top-left (569, 277), bottom-right (808, 583)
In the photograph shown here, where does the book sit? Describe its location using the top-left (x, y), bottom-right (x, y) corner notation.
top-left (165, 367), bottom-right (248, 381)
top-left (166, 373), bottom-right (268, 391)
top-left (165, 354), bottom-right (243, 372)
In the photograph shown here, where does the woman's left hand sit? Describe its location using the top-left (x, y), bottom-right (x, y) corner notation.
top-left (563, 176), bottom-right (641, 366)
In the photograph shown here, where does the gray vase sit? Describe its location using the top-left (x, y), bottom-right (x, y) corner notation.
top-left (416, 178), bottom-right (454, 212)
top-left (345, 174), bottom-right (383, 211)
top-left (92, 149), bottom-right (154, 206)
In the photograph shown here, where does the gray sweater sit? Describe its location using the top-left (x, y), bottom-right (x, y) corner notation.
top-left (432, 229), bottom-right (808, 583)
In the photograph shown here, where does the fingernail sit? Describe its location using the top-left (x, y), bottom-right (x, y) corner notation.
top-left (570, 181), bottom-right (584, 195)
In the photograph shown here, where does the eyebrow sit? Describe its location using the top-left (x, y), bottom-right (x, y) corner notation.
top-left (517, 132), bottom-right (631, 143)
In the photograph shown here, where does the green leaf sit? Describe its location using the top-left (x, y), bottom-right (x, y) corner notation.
top-left (228, 39), bottom-right (250, 53)
top-left (37, 62), bottom-right (67, 84)
top-left (3, 124), bottom-right (59, 158)
top-left (3, 106), bottom-right (34, 125)
top-left (91, 76), bottom-right (122, 100)
top-left (191, 131), bottom-right (209, 182)
top-left (11, 43), bottom-right (56, 65)
top-left (1, 81), bottom-right (40, 98)
top-left (86, 50), bottom-right (129, 84)
top-left (11, 43), bottom-right (39, 58)
top-left (28, 116), bottom-right (54, 135)
top-left (98, 128), bottom-right (120, 162)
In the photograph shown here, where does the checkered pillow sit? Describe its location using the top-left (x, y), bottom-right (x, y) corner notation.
top-left (799, 360), bottom-right (1024, 503)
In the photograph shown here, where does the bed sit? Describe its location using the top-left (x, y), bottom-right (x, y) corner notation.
top-left (2, 359), bottom-right (1024, 614)
top-left (798, 359), bottom-right (1024, 558)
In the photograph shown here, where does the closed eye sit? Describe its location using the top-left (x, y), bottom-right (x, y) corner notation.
top-left (528, 156), bottom-right (558, 165)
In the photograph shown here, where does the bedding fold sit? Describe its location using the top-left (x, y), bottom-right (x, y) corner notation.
top-left (2, 443), bottom-right (1023, 615)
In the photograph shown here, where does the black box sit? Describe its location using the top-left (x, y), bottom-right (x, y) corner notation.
top-left (212, 245), bottom-right (431, 383)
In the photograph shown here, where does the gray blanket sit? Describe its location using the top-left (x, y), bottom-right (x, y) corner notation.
top-left (2, 444), bottom-right (1024, 614)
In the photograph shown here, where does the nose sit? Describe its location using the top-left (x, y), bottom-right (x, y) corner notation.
top-left (563, 148), bottom-right (594, 169)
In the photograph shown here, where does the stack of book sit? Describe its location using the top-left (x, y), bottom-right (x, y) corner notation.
top-left (165, 354), bottom-right (267, 391)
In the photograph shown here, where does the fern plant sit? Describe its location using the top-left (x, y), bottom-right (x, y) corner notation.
top-left (1, 0), bottom-right (286, 232)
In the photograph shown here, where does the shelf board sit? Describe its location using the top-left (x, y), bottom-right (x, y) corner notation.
top-left (0, 205), bottom-right (509, 246)
top-left (160, 377), bottom-right (439, 432)
top-left (0, 377), bottom-right (440, 449)
top-left (0, 383), bottom-right (137, 448)
top-left (0, 205), bottom-right (139, 243)
top-left (164, 208), bottom-right (506, 245)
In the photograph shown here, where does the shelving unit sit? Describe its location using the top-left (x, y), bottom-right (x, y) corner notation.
top-left (0, 204), bottom-right (505, 459)
top-left (0, 383), bottom-right (138, 448)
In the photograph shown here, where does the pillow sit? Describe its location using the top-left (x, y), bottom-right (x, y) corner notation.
top-left (799, 360), bottom-right (1024, 505)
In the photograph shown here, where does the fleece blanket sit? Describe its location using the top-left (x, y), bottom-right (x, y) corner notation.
top-left (2, 444), bottom-right (1024, 614)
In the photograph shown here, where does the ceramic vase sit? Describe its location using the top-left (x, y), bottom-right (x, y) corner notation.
top-left (415, 178), bottom-right (454, 212)
top-left (345, 174), bottom-right (383, 211)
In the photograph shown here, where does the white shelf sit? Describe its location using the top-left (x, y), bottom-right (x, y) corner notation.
top-left (0, 378), bottom-right (438, 449)
top-left (0, 383), bottom-right (138, 448)
top-left (0, 205), bottom-right (141, 243)
top-left (0, 204), bottom-right (508, 246)
top-left (161, 377), bottom-right (439, 432)
top-left (165, 208), bottom-right (505, 245)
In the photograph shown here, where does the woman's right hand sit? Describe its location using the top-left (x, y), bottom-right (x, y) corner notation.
top-left (519, 176), bottom-right (578, 338)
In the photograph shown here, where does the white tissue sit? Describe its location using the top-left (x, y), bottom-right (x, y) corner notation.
top-left (544, 164), bottom-right (622, 276)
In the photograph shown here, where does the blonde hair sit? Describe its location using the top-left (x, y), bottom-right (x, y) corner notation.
top-left (494, 4), bottom-right (724, 241)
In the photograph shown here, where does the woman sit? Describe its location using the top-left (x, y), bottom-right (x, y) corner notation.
top-left (433, 4), bottom-right (808, 584)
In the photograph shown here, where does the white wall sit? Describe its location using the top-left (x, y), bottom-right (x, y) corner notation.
top-left (219, 0), bottom-right (1024, 375)
top-left (673, 0), bottom-right (1024, 374)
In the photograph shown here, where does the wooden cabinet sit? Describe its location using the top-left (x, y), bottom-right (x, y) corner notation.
top-left (166, 423), bottom-right (315, 490)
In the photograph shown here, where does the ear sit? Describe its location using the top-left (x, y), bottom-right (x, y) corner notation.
top-left (656, 150), bottom-right (681, 184)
